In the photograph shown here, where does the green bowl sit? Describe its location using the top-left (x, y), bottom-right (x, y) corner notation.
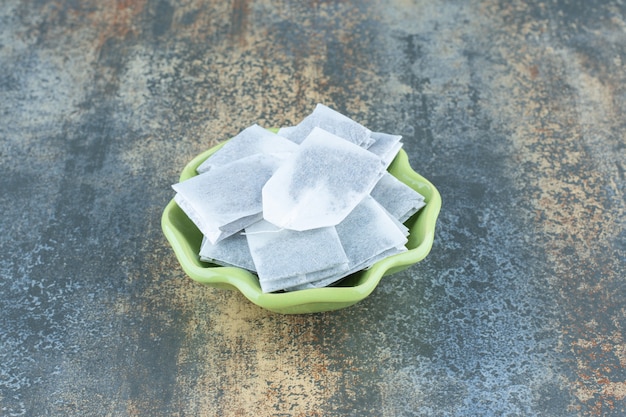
top-left (162, 133), bottom-right (441, 314)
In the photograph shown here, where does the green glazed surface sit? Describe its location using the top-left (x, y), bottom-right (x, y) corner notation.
top-left (162, 132), bottom-right (441, 314)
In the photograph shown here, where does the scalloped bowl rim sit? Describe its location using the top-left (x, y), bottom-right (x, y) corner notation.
top-left (162, 133), bottom-right (441, 314)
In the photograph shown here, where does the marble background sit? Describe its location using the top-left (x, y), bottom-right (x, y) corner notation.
top-left (1, 0), bottom-right (625, 415)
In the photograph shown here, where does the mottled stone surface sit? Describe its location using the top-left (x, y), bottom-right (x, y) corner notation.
top-left (1, 0), bottom-right (625, 415)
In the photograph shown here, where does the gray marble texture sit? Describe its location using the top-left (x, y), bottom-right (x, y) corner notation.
top-left (1, 0), bottom-right (625, 415)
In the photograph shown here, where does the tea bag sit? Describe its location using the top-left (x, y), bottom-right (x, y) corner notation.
top-left (282, 272), bottom-right (348, 292)
top-left (262, 127), bottom-right (386, 231)
top-left (276, 125), bottom-right (297, 138)
top-left (199, 233), bottom-right (256, 271)
top-left (172, 154), bottom-right (281, 244)
top-left (277, 104), bottom-right (373, 147)
top-left (197, 124), bottom-right (299, 173)
top-left (366, 132), bottom-right (403, 168)
top-left (244, 220), bottom-right (349, 292)
top-left (370, 172), bottom-right (426, 223)
top-left (284, 197), bottom-right (409, 291)
top-left (335, 196), bottom-right (408, 273)
top-left (259, 265), bottom-right (349, 293)
top-left (388, 211), bottom-right (411, 237)
top-left (174, 192), bottom-right (263, 245)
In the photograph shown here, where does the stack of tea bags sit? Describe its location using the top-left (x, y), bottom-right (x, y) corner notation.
top-left (172, 104), bottom-right (426, 292)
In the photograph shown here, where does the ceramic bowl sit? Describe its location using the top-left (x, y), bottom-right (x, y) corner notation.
top-left (162, 134), bottom-right (441, 314)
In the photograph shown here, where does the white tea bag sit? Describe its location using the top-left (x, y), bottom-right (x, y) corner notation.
top-left (199, 233), bottom-right (256, 271)
top-left (282, 197), bottom-right (409, 292)
top-left (335, 196), bottom-right (408, 276)
top-left (282, 271), bottom-right (349, 292)
top-left (277, 103), bottom-right (373, 147)
top-left (262, 127), bottom-right (386, 231)
top-left (197, 124), bottom-right (298, 173)
top-left (276, 125), bottom-right (297, 138)
top-left (366, 132), bottom-right (403, 168)
top-left (173, 154), bottom-right (281, 244)
top-left (370, 172), bottom-right (426, 223)
top-left (244, 220), bottom-right (349, 292)
top-left (259, 265), bottom-right (349, 293)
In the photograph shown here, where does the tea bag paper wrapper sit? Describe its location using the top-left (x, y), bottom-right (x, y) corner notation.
top-left (259, 265), bottom-right (349, 293)
top-left (282, 272), bottom-right (347, 292)
top-left (174, 192), bottom-right (263, 245)
top-left (276, 125), bottom-right (297, 138)
top-left (370, 172), bottom-right (426, 223)
top-left (262, 127), bottom-right (386, 231)
top-left (367, 132), bottom-right (403, 167)
top-left (335, 196), bottom-right (408, 274)
top-left (244, 220), bottom-right (349, 292)
top-left (197, 124), bottom-right (299, 173)
top-left (277, 104), bottom-right (373, 147)
top-left (171, 104), bottom-right (427, 292)
top-left (173, 154), bottom-right (281, 244)
top-left (199, 234), bottom-right (256, 271)
top-left (217, 214), bottom-right (263, 239)
top-left (285, 197), bottom-right (409, 291)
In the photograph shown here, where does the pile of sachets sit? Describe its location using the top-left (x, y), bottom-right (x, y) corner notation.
top-left (172, 104), bottom-right (426, 292)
